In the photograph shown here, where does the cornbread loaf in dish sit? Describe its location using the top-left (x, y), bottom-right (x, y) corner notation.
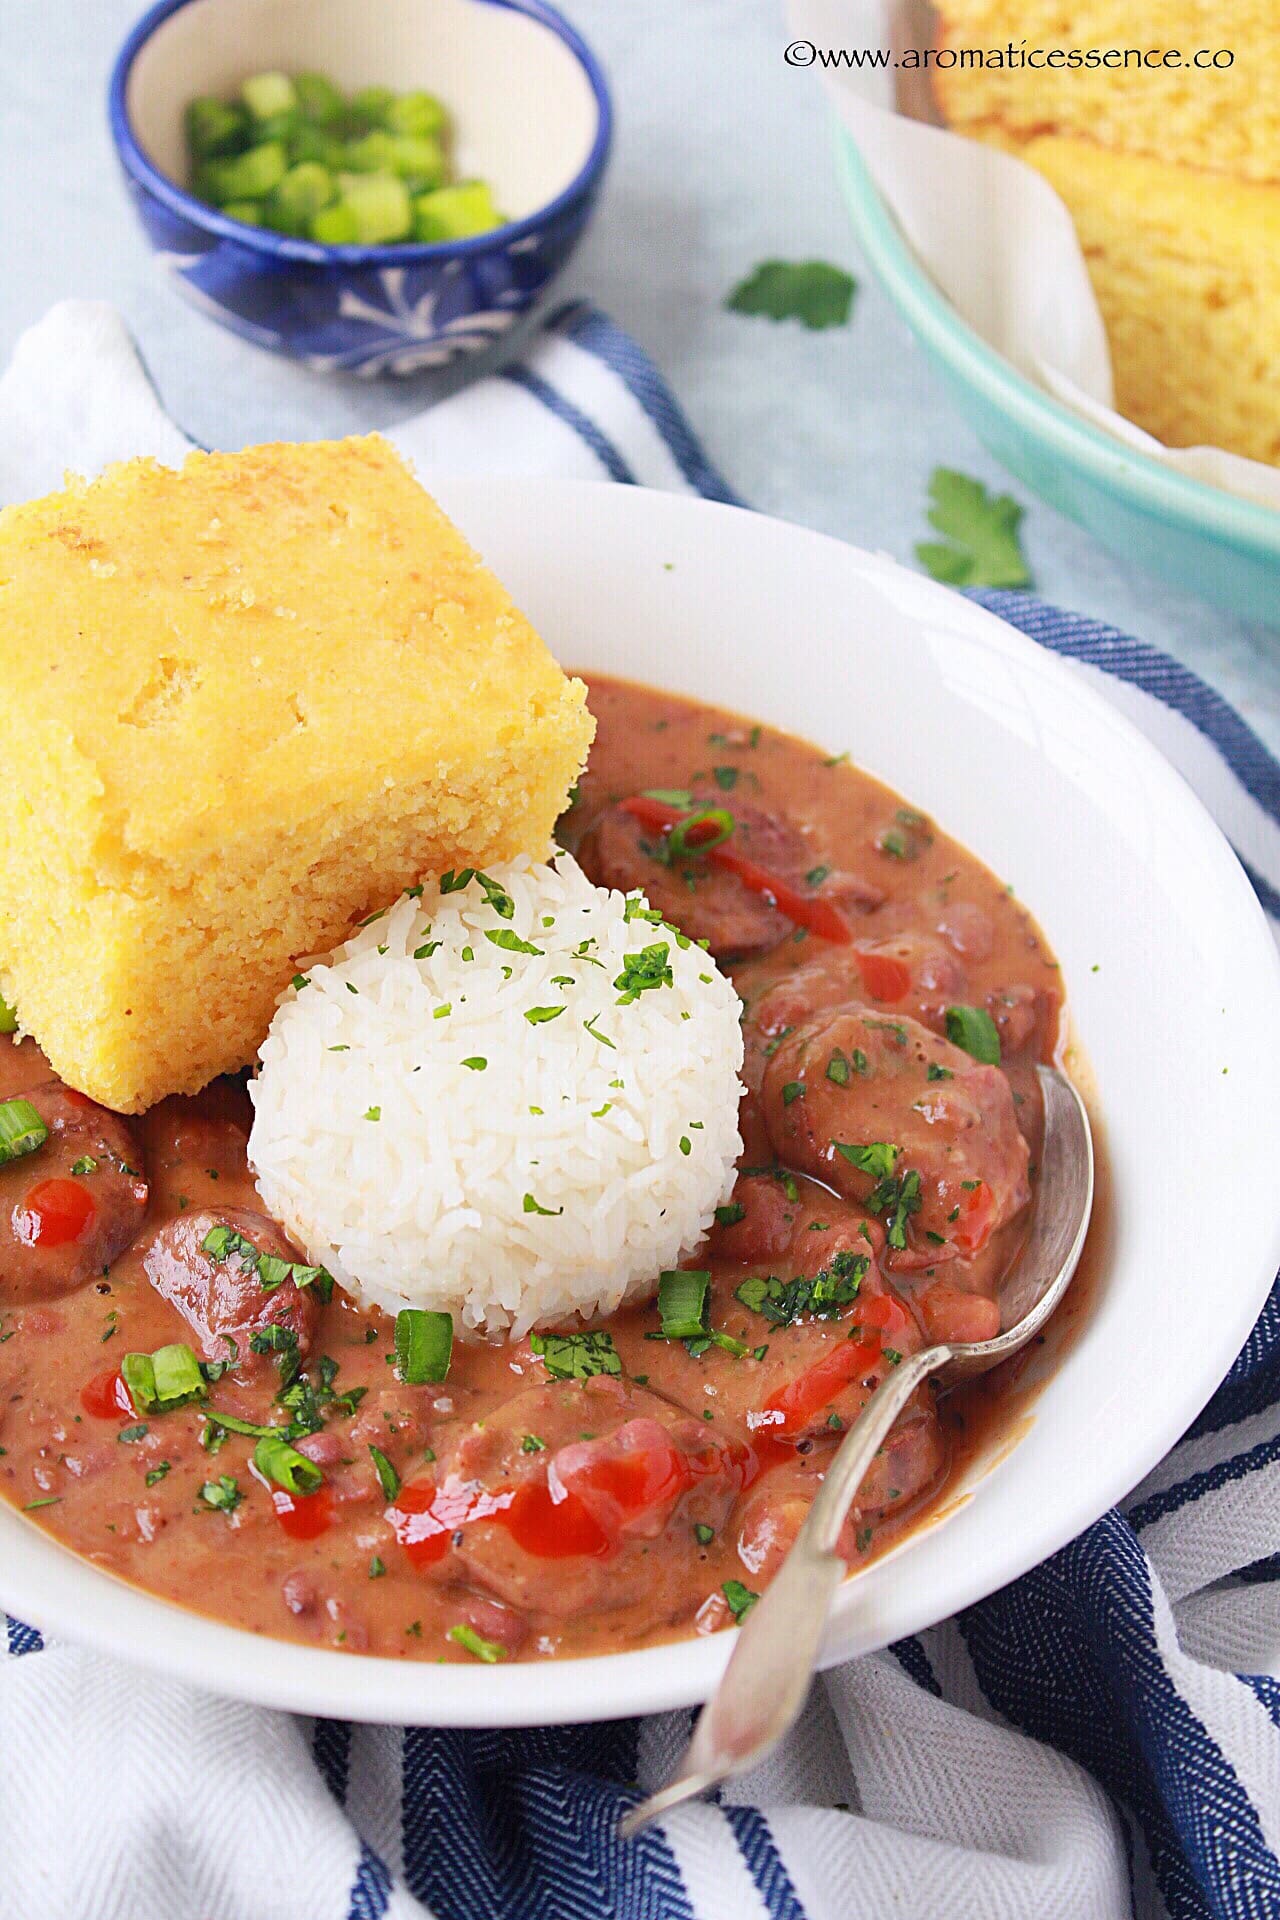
top-left (0, 436), bottom-right (592, 1111)
top-left (1012, 135), bottom-right (1280, 465)
top-left (932, 1), bottom-right (1280, 463)
top-left (934, 0), bottom-right (1280, 182)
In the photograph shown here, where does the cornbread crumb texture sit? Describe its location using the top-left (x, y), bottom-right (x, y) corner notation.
top-left (1016, 136), bottom-right (1280, 462)
top-left (935, 2), bottom-right (1280, 182)
top-left (0, 436), bottom-right (593, 1109)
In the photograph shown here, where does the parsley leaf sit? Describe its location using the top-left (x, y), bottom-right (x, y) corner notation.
top-left (726, 259), bottom-right (856, 330)
top-left (529, 1330), bottom-right (621, 1381)
top-left (915, 468), bottom-right (1031, 590)
top-left (735, 1250), bottom-right (866, 1327)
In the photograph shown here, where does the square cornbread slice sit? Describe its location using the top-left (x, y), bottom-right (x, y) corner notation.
top-left (1012, 135), bottom-right (1280, 462)
top-left (0, 436), bottom-right (593, 1110)
top-left (934, 1), bottom-right (1280, 183)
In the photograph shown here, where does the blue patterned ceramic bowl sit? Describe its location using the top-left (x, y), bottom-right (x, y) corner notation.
top-left (109, 0), bottom-right (611, 376)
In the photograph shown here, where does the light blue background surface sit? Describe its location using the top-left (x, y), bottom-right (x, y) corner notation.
top-left (6, 0), bottom-right (1279, 752)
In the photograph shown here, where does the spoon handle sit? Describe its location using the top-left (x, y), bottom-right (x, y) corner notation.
top-left (619, 1342), bottom-right (952, 1836)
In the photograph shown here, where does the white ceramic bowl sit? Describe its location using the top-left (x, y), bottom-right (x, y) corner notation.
top-left (3, 480), bottom-right (1277, 1724)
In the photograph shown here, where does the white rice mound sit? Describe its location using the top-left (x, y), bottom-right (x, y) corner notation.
top-left (248, 853), bottom-right (744, 1337)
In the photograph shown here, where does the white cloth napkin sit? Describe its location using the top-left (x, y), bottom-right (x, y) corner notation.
top-left (1, 300), bottom-right (1277, 1920)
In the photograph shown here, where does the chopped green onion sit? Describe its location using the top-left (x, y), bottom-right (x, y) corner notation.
top-left (0, 1098), bottom-right (47, 1166)
top-left (944, 1005), bottom-right (1001, 1065)
top-left (395, 1308), bottom-right (452, 1384)
top-left (658, 1269), bottom-right (710, 1340)
top-left (448, 1623), bottom-right (508, 1663)
top-left (203, 1409), bottom-right (280, 1440)
top-left (641, 787), bottom-right (694, 808)
top-left (668, 807), bottom-right (735, 860)
top-left (121, 1343), bottom-right (208, 1415)
top-left (253, 1434), bottom-right (323, 1496)
top-left (368, 1444), bottom-right (400, 1500)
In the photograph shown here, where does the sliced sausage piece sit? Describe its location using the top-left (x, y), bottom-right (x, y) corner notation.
top-left (385, 1376), bottom-right (748, 1629)
top-left (0, 1080), bottom-right (148, 1302)
top-left (579, 801), bottom-right (809, 961)
top-left (762, 1006), bottom-right (1031, 1259)
top-left (142, 1207), bottom-right (318, 1367)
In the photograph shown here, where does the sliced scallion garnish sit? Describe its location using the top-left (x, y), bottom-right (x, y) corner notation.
top-left (657, 1269), bottom-right (710, 1341)
top-left (0, 1098), bottom-right (47, 1166)
top-left (121, 1342), bottom-right (208, 1415)
top-left (667, 806), bottom-right (735, 860)
top-left (448, 1623), bottom-right (508, 1663)
top-left (395, 1308), bottom-right (452, 1384)
top-left (253, 1434), bottom-right (323, 1496)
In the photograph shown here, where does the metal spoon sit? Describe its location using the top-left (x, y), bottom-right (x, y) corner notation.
top-left (621, 1063), bottom-right (1093, 1837)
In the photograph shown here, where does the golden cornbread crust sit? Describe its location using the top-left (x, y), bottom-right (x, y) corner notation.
top-left (934, 2), bottom-right (1280, 183)
top-left (0, 436), bottom-right (593, 1110)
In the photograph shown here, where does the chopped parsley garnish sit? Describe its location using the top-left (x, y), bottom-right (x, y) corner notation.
top-left (764, 1026), bottom-right (795, 1058)
top-left (414, 942), bottom-right (441, 960)
top-left (715, 1202), bottom-right (746, 1227)
top-left (915, 468), bottom-right (1032, 590)
top-left (202, 1226), bottom-right (333, 1302)
top-left (735, 1250), bottom-right (867, 1327)
top-left (726, 258), bottom-right (856, 330)
top-left (70, 1155), bottom-right (98, 1176)
top-left (712, 765), bottom-right (738, 792)
top-left (529, 1330), bottom-right (621, 1381)
top-left (583, 1013), bottom-right (616, 1049)
top-left (825, 1049), bottom-right (851, 1085)
top-left (782, 1081), bottom-right (804, 1106)
top-left (369, 1556), bottom-right (386, 1579)
top-left (485, 929), bottom-right (543, 956)
top-left (866, 1169), bottom-right (923, 1249)
top-left (368, 1445), bottom-right (400, 1501)
top-left (833, 1141), bottom-right (900, 1180)
top-left (145, 1461), bottom-right (171, 1486)
top-left (524, 1005), bottom-right (565, 1024)
top-left (944, 1004), bottom-right (1001, 1065)
top-left (199, 1475), bottom-right (242, 1514)
top-left (926, 1063), bottom-right (953, 1082)
top-left (722, 1578), bottom-right (760, 1620)
top-left (448, 1623), bottom-right (508, 1663)
top-left (614, 941), bottom-right (674, 1005)
top-left (523, 1192), bottom-right (563, 1217)
top-left (117, 1423), bottom-right (149, 1444)
top-left (694, 1523), bottom-right (715, 1546)
top-left (364, 1107), bottom-right (381, 1122)
top-left (461, 1056), bottom-right (486, 1071)
top-left (520, 1433), bottom-right (547, 1453)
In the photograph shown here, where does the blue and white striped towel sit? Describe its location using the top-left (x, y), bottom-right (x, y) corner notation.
top-left (1, 300), bottom-right (1278, 1920)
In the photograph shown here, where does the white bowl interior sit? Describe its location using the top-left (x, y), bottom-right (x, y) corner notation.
top-left (126, 0), bottom-right (600, 219)
top-left (3, 480), bottom-right (1277, 1726)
